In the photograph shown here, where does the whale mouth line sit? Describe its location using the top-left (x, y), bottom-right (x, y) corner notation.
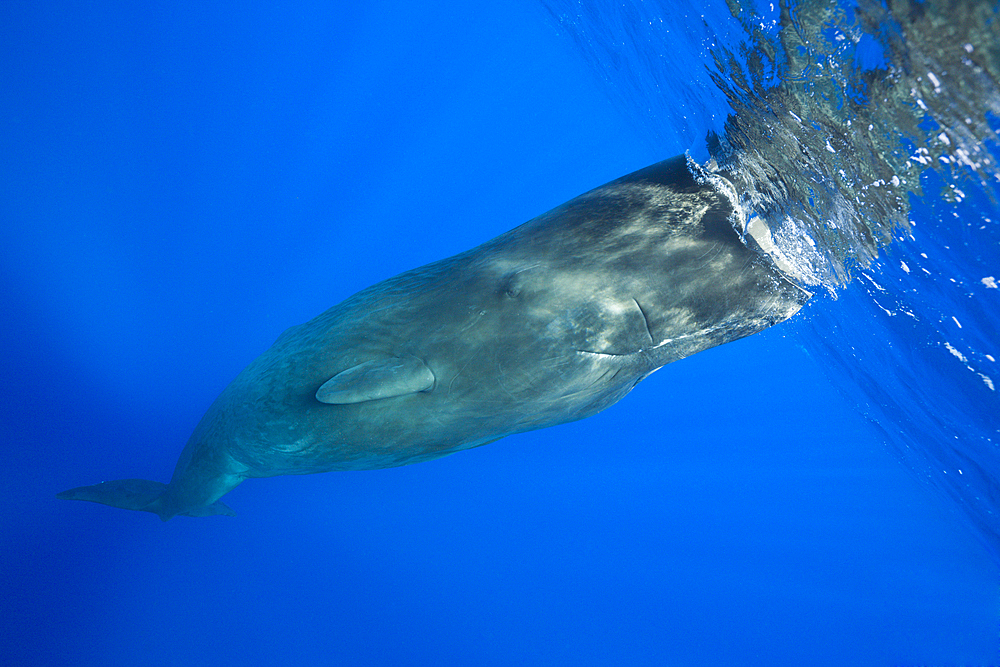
top-left (574, 323), bottom-right (732, 359)
top-left (575, 348), bottom-right (643, 359)
top-left (573, 298), bottom-right (655, 359)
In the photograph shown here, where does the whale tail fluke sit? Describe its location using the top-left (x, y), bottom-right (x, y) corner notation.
top-left (56, 479), bottom-right (236, 520)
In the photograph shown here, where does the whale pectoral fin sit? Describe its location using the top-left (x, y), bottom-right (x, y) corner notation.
top-left (316, 354), bottom-right (435, 404)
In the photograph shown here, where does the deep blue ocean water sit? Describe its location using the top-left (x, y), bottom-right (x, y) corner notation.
top-left (3, 1), bottom-right (999, 665)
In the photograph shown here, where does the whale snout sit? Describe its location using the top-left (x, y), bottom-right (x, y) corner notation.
top-left (766, 270), bottom-right (812, 325)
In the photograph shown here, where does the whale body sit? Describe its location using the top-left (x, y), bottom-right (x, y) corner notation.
top-left (58, 156), bottom-right (810, 520)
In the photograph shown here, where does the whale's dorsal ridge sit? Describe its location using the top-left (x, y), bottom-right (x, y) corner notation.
top-left (316, 354), bottom-right (435, 404)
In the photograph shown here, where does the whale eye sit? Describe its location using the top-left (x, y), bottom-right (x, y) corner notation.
top-left (499, 266), bottom-right (541, 300)
top-left (500, 272), bottom-right (523, 299)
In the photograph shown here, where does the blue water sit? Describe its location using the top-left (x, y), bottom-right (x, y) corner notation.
top-left (2, 1), bottom-right (998, 665)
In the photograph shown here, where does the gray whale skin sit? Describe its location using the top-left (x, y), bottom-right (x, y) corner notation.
top-left (58, 156), bottom-right (809, 520)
